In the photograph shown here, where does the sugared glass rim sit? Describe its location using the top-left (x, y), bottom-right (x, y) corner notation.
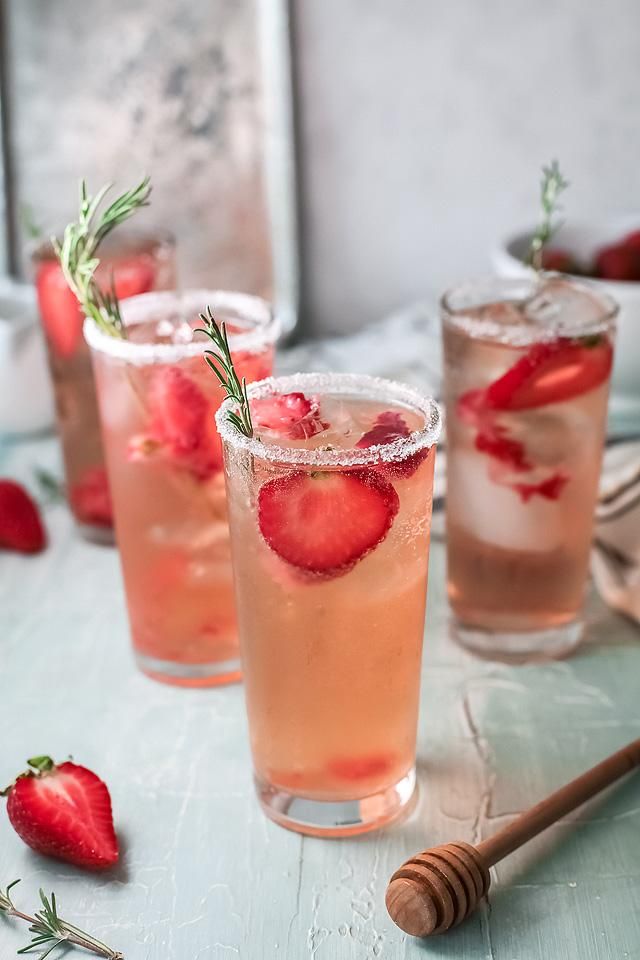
top-left (84, 289), bottom-right (279, 365)
top-left (216, 372), bottom-right (442, 468)
top-left (441, 274), bottom-right (618, 346)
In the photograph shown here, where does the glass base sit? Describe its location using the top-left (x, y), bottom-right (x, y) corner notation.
top-left (135, 652), bottom-right (242, 688)
top-left (451, 617), bottom-right (584, 664)
top-left (78, 522), bottom-right (115, 546)
top-left (255, 767), bottom-right (417, 837)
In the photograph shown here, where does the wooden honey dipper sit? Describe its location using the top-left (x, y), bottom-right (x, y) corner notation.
top-left (386, 736), bottom-right (640, 938)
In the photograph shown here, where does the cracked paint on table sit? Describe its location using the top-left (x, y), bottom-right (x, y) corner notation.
top-left (1, 434), bottom-right (639, 959)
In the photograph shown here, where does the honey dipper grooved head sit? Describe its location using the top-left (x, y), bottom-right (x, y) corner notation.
top-left (385, 842), bottom-right (491, 937)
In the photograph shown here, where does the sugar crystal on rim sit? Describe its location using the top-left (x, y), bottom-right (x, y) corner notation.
top-left (216, 372), bottom-right (442, 468)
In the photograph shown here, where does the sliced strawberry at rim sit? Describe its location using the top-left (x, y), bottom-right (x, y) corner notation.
top-left (251, 392), bottom-right (328, 440)
top-left (357, 410), bottom-right (429, 479)
top-left (513, 472), bottom-right (569, 503)
top-left (258, 468), bottom-right (399, 576)
top-left (357, 410), bottom-right (410, 447)
top-left (485, 338), bottom-right (613, 412)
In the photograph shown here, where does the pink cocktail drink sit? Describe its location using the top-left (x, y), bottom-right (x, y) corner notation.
top-left (442, 276), bottom-right (617, 661)
top-left (86, 291), bottom-right (278, 685)
top-left (217, 373), bottom-right (441, 835)
top-left (33, 231), bottom-right (175, 542)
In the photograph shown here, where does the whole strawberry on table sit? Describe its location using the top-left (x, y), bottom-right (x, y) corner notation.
top-left (2, 756), bottom-right (118, 870)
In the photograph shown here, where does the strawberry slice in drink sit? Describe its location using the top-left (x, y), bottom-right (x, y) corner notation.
top-left (258, 469), bottom-right (399, 576)
top-left (485, 337), bottom-right (613, 412)
top-left (251, 392), bottom-right (328, 440)
top-left (69, 467), bottom-right (113, 527)
top-left (95, 255), bottom-right (155, 300)
top-left (327, 753), bottom-right (395, 781)
top-left (456, 336), bottom-right (612, 502)
top-left (37, 254), bottom-right (155, 359)
top-left (2, 755), bottom-right (118, 870)
top-left (513, 472), bottom-right (569, 503)
top-left (144, 367), bottom-right (223, 480)
top-left (357, 411), bottom-right (428, 479)
top-left (36, 260), bottom-right (85, 359)
top-left (474, 424), bottom-right (531, 472)
top-left (456, 390), bottom-right (531, 472)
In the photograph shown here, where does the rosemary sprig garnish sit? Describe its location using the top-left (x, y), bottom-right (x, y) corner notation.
top-left (197, 305), bottom-right (254, 438)
top-left (527, 159), bottom-right (570, 270)
top-left (0, 881), bottom-right (123, 959)
top-left (53, 177), bottom-right (151, 339)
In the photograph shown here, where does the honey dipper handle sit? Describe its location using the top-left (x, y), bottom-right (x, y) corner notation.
top-left (477, 736), bottom-right (640, 867)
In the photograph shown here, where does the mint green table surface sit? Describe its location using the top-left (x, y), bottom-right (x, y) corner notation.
top-left (1, 432), bottom-right (639, 960)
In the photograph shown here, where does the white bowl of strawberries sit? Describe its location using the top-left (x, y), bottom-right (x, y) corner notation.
top-left (493, 216), bottom-right (640, 432)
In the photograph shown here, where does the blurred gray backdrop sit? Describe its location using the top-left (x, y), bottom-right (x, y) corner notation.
top-left (1, 0), bottom-right (640, 336)
top-left (0, 0), bottom-right (275, 298)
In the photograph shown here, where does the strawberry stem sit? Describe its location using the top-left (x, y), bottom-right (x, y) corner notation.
top-left (527, 160), bottom-right (570, 271)
top-left (27, 756), bottom-right (55, 774)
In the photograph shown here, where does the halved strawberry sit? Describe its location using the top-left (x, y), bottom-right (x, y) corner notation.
top-left (69, 467), bottom-right (113, 527)
top-left (327, 754), bottom-right (394, 781)
top-left (594, 243), bottom-right (640, 281)
top-left (622, 229), bottom-right (640, 253)
top-left (540, 247), bottom-right (578, 273)
top-left (0, 480), bottom-right (47, 553)
top-left (251, 392), bottom-right (328, 440)
top-left (258, 469), bottom-right (399, 576)
top-left (36, 260), bottom-right (85, 359)
top-left (485, 338), bottom-right (613, 411)
top-left (2, 756), bottom-right (118, 871)
top-left (148, 367), bottom-right (222, 480)
top-left (357, 411), bottom-right (428, 479)
top-left (513, 472), bottom-right (569, 503)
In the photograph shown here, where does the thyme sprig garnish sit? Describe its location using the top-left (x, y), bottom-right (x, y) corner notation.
top-left (528, 160), bottom-right (570, 270)
top-left (0, 881), bottom-right (123, 959)
top-left (197, 305), bottom-right (254, 438)
top-left (53, 177), bottom-right (151, 339)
